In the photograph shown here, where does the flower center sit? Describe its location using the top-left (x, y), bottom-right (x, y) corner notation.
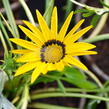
top-left (40, 40), bottom-right (65, 63)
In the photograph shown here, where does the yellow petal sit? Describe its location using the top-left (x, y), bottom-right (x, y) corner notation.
top-left (14, 62), bottom-right (37, 76)
top-left (51, 7), bottom-right (58, 39)
top-left (47, 63), bottom-right (56, 71)
top-left (11, 49), bottom-right (32, 54)
top-left (64, 19), bottom-right (85, 40)
top-left (64, 25), bottom-right (93, 44)
top-left (31, 68), bottom-right (41, 84)
top-left (55, 60), bottom-right (64, 71)
top-left (22, 20), bottom-right (44, 42)
top-left (19, 25), bottom-right (42, 46)
top-left (36, 10), bottom-right (50, 41)
top-left (63, 55), bottom-right (88, 70)
top-left (71, 51), bottom-right (97, 56)
top-left (16, 51), bottom-right (40, 62)
top-left (31, 62), bottom-right (47, 83)
top-left (41, 63), bottom-right (48, 74)
top-left (57, 11), bottom-right (73, 41)
top-left (66, 42), bottom-right (96, 53)
top-left (10, 38), bottom-right (37, 50)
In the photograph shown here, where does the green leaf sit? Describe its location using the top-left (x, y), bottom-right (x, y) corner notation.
top-left (34, 70), bottom-right (64, 84)
top-left (74, 9), bottom-right (94, 17)
top-left (91, 15), bottom-right (101, 27)
top-left (64, 66), bottom-right (86, 80)
top-left (3, 54), bottom-right (16, 71)
top-left (48, 70), bottom-right (63, 77)
top-left (74, 9), bottom-right (89, 14)
top-left (35, 76), bottom-right (55, 85)
top-left (82, 12), bottom-right (94, 17)
top-left (63, 67), bottom-right (97, 89)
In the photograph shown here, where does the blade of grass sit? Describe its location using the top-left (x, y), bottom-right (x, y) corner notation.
top-left (0, 13), bottom-right (20, 49)
top-left (0, 30), bottom-right (8, 57)
top-left (64, 0), bottom-right (73, 19)
top-left (44, 0), bottom-right (54, 26)
top-left (19, 0), bottom-right (35, 25)
top-left (83, 34), bottom-right (109, 43)
top-left (0, 18), bottom-right (13, 50)
top-left (2, 0), bottom-right (19, 38)
top-left (0, 13), bottom-right (16, 38)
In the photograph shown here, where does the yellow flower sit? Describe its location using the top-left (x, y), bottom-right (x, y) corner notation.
top-left (10, 7), bottom-right (97, 83)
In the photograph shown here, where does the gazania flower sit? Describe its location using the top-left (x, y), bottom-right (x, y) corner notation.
top-left (10, 7), bottom-right (97, 83)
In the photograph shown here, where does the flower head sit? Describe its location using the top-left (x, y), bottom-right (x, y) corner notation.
top-left (10, 7), bottom-right (97, 83)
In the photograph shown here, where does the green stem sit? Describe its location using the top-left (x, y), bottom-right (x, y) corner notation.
top-left (0, 30), bottom-right (8, 57)
top-left (70, 0), bottom-right (109, 15)
top-left (29, 102), bottom-right (77, 109)
top-left (31, 92), bottom-right (109, 102)
top-left (32, 87), bottom-right (109, 94)
top-left (85, 70), bottom-right (102, 88)
top-left (17, 84), bottom-right (30, 109)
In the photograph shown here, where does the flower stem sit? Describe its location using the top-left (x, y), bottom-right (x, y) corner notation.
top-left (32, 87), bottom-right (109, 94)
top-left (29, 102), bottom-right (76, 109)
top-left (31, 92), bottom-right (109, 102)
top-left (85, 70), bottom-right (102, 88)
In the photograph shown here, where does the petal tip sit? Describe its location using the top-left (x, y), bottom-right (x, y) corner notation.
top-left (94, 51), bottom-right (98, 54)
top-left (9, 38), bottom-right (15, 41)
top-left (31, 78), bottom-right (35, 84)
top-left (81, 65), bottom-right (88, 71)
top-left (53, 6), bottom-right (57, 11)
top-left (90, 25), bottom-right (93, 28)
top-left (70, 11), bottom-right (74, 16)
top-left (81, 19), bottom-right (85, 23)
top-left (36, 9), bottom-right (40, 15)
top-left (22, 20), bottom-right (27, 23)
top-left (18, 25), bottom-right (22, 28)
top-left (14, 72), bottom-right (19, 77)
